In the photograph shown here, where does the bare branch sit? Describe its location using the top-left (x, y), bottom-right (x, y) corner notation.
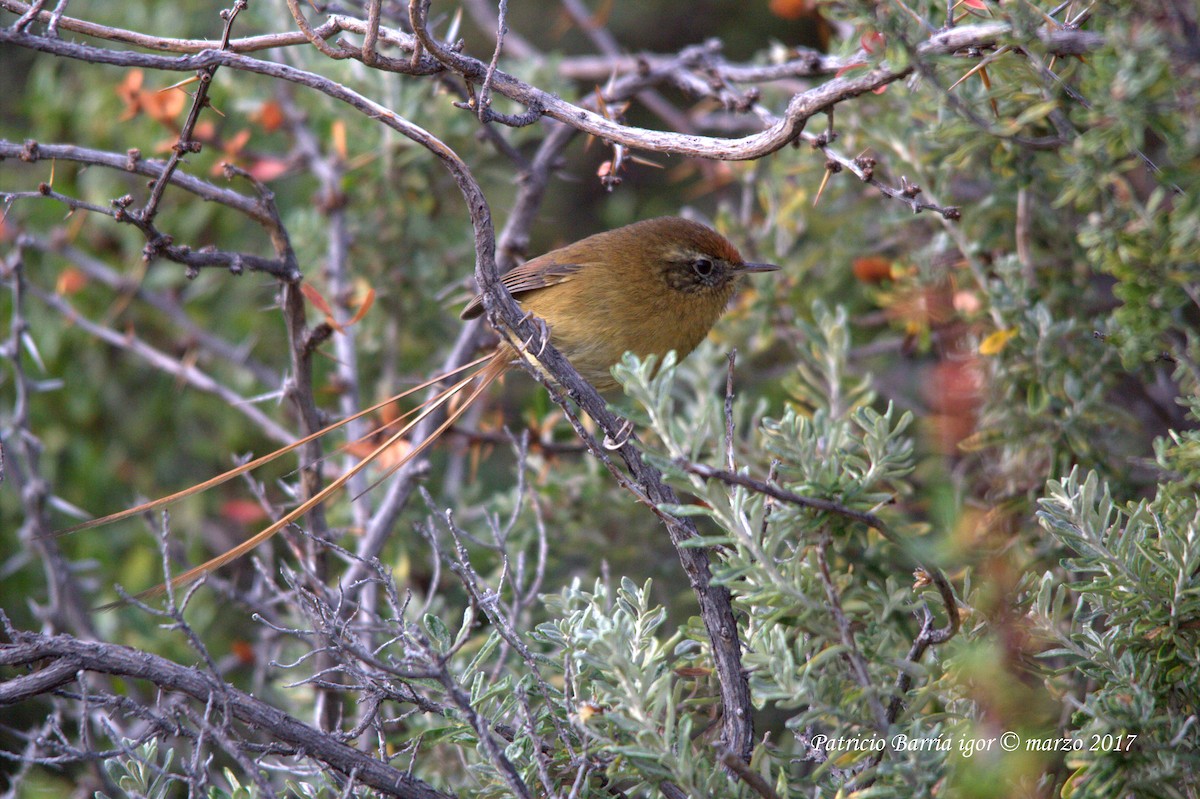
top-left (0, 140), bottom-right (300, 279)
top-left (0, 631), bottom-right (455, 799)
top-left (0, 7), bottom-right (1104, 161)
top-left (140, 1), bottom-right (249, 226)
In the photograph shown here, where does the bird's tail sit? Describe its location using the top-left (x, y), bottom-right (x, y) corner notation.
top-left (63, 351), bottom-right (509, 608)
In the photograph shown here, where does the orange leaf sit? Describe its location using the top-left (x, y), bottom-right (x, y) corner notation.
top-left (224, 129), bottom-right (252, 158)
top-left (116, 70), bottom-right (145, 121)
top-left (768, 0), bottom-right (813, 20)
top-left (192, 121), bottom-right (217, 142)
top-left (332, 119), bottom-right (348, 160)
top-left (145, 91), bottom-right (185, 126)
top-left (378, 400), bottom-right (403, 427)
top-left (852, 256), bottom-right (893, 283)
top-left (346, 436), bottom-right (413, 472)
top-left (56, 267), bottom-right (88, 295)
top-left (115, 69), bottom-right (187, 126)
top-left (300, 282), bottom-right (343, 331)
top-left (254, 100), bottom-right (285, 132)
top-left (347, 286), bottom-right (376, 326)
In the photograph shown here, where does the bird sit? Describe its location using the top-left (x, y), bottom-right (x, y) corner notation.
top-left (61, 216), bottom-right (779, 604)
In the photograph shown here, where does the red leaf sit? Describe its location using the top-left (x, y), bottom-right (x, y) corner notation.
top-left (861, 30), bottom-right (886, 54)
top-left (231, 640), bottom-right (256, 665)
top-left (852, 256), bottom-right (893, 283)
top-left (300, 282), bottom-right (334, 317)
top-left (769, 0), bottom-right (813, 20)
top-left (220, 498), bottom-right (268, 526)
top-left (247, 157), bottom-right (290, 182)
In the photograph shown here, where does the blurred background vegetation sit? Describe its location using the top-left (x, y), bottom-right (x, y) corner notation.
top-left (2, 0), bottom-right (1198, 797)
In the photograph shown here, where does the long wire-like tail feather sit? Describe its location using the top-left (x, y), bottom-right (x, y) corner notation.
top-left (291, 356), bottom-right (495, 484)
top-left (51, 353), bottom-right (494, 539)
top-left (100, 353), bottom-right (509, 609)
top-left (351, 354), bottom-right (505, 500)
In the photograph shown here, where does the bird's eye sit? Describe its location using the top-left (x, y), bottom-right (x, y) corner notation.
top-left (691, 257), bottom-right (715, 277)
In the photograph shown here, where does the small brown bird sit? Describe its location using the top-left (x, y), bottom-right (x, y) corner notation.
top-left (64, 216), bottom-right (779, 603)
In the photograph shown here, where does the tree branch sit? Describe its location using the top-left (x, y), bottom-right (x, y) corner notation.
top-left (0, 8), bottom-right (1104, 162)
top-left (0, 630), bottom-right (455, 799)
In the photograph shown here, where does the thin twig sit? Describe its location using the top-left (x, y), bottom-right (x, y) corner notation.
top-left (0, 632), bottom-right (455, 799)
top-left (140, 0), bottom-right (248, 226)
top-left (815, 530), bottom-right (890, 730)
top-left (477, 0), bottom-right (508, 120)
top-left (718, 747), bottom-right (783, 799)
top-left (724, 350), bottom-right (738, 472)
top-left (1, 244), bottom-right (97, 639)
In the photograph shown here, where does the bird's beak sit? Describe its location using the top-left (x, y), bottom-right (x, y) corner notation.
top-left (739, 262), bottom-right (781, 274)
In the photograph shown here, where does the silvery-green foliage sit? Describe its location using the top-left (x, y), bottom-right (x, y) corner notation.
top-left (1030, 428), bottom-right (1200, 798)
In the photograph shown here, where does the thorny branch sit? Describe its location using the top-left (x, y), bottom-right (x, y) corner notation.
top-left (0, 141), bottom-right (300, 279)
top-left (1, 244), bottom-right (98, 640)
top-left (139, 0), bottom-right (249, 226)
top-left (0, 1), bottom-right (1103, 164)
top-left (0, 627), bottom-right (455, 799)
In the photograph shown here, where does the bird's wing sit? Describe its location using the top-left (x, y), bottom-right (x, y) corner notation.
top-left (460, 260), bottom-right (584, 319)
